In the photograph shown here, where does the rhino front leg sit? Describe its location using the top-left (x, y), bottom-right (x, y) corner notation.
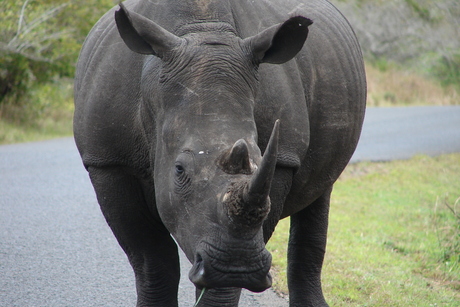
top-left (263, 167), bottom-right (295, 242)
top-left (287, 187), bottom-right (332, 307)
top-left (88, 166), bottom-right (180, 307)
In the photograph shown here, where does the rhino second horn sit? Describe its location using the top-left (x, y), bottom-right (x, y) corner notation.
top-left (221, 139), bottom-right (252, 174)
top-left (245, 120), bottom-right (280, 206)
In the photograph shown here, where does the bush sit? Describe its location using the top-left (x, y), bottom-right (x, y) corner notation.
top-left (431, 52), bottom-right (460, 91)
top-left (0, 77), bottom-right (74, 144)
top-left (0, 0), bottom-right (113, 106)
top-left (334, 0), bottom-right (460, 89)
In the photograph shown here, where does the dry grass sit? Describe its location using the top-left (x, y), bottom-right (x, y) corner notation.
top-left (366, 63), bottom-right (460, 106)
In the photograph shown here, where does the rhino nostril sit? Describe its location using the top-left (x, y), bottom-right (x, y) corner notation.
top-left (189, 253), bottom-right (206, 286)
top-left (195, 254), bottom-right (204, 275)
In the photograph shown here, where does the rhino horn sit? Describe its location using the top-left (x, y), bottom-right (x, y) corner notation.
top-left (220, 139), bottom-right (252, 174)
top-left (245, 120), bottom-right (280, 206)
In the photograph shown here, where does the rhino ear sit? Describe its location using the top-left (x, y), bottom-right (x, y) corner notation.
top-left (245, 16), bottom-right (312, 64)
top-left (115, 3), bottom-right (183, 56)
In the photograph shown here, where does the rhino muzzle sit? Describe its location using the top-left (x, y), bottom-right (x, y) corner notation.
top-left (189, 243), bottom-right (273, 292)
top-left (189, 122), bottom-right (279, 291)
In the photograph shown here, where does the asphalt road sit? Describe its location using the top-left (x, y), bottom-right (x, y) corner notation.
top-left (351, 106), bottom-right (460, 162)
top-left (1, 106), bottom-right (459, 306)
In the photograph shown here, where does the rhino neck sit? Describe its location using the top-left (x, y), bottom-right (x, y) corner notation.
top-left (134, 0), bottom-right (236, 35)
top-left (173, 0), bottom-right (237, 37)
top-left (183, 0), bottom-right (234, 23)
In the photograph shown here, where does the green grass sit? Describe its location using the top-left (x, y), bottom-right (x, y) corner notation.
top-left (267, 154), bottom-right (460, 306)
top-left (0, 119), bottom-right (72, 144)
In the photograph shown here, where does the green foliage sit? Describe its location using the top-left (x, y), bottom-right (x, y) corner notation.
top-left (267, 154), bottom-right (460, 305)
top-left (0, 53), bottom-right (31, 103)
top-left (0, 0), bottom-right (114, 105)
top-left (404, 0), bottom-right (431, 21)
top-left (0, 0), bottom-right (116, 143)
top-left (334, 0), bottom-right (460, 90)
top-left (431, 52), bottom-right (460, 91)
top-left (368, 56), bottom-right (394, 73)
top-left (0, 77), bottom-right (74, 144)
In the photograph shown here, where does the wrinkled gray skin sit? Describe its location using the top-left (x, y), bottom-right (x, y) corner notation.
top-left (74, 0), bottom-right (366, 306)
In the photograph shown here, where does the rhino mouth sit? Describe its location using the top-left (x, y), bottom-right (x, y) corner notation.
top-left (188, 242), bottom-right (272, 292)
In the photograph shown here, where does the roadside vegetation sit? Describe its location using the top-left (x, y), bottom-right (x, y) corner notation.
top-left (1, 0), bottom-right (459, 144)
top-left (267, 154), bottom-right (460, 305)
top-left (366, 63), bottom-right (459, 107)
top-left (1, 1), bottom-right (459, 305)
top-left (0, 0), bottom-right (113, 144)
top-left (0, 77), bottom-right (74, 143)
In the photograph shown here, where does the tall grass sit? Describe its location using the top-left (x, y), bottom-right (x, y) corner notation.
top-left (267, 154), bottom-right (460, 306)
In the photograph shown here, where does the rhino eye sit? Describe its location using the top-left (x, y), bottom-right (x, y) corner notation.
top-left (174, 163), bottom-right (191, 198)
top-left (175, 164), bottom-right (185, 175)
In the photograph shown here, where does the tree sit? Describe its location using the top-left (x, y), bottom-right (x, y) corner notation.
top-left (0, 0), bottom-right (113, 105)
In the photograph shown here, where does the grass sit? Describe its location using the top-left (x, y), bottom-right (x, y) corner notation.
top-left (266, 154), bottom-right (460, 306)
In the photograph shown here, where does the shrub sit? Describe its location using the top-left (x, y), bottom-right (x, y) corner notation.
top-left (0, 0), bottom-right (113, 106)
top-left (431, 52), bottom-right (460, 91)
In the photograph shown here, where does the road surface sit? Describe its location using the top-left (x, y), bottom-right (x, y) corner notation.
top-left (1, 106), bottom-right (459, 306)
top-left (351, 106), bottom-right (460, 162)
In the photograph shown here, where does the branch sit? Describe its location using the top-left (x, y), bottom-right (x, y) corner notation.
top-left (19, 3), bottom-right (69, 40)
top-left (15, 0), bottom-right (32, 40)
top-left (8, 2), bottom-right (69, 49)
top-left (0, 42), bottom-right (53, 63)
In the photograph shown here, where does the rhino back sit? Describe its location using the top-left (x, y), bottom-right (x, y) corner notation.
top-left (74, 0), bottom-right (366, 203)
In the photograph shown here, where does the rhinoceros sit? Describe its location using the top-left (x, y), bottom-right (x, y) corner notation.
top-left (74, 0), bottom-right (366, 306)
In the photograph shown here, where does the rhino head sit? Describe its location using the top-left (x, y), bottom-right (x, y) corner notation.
top-left (115, 4), bottom-right (311, 292)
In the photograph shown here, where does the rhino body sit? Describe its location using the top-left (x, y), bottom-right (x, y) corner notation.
top-left (74, 0), bottom-right (366, 306)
